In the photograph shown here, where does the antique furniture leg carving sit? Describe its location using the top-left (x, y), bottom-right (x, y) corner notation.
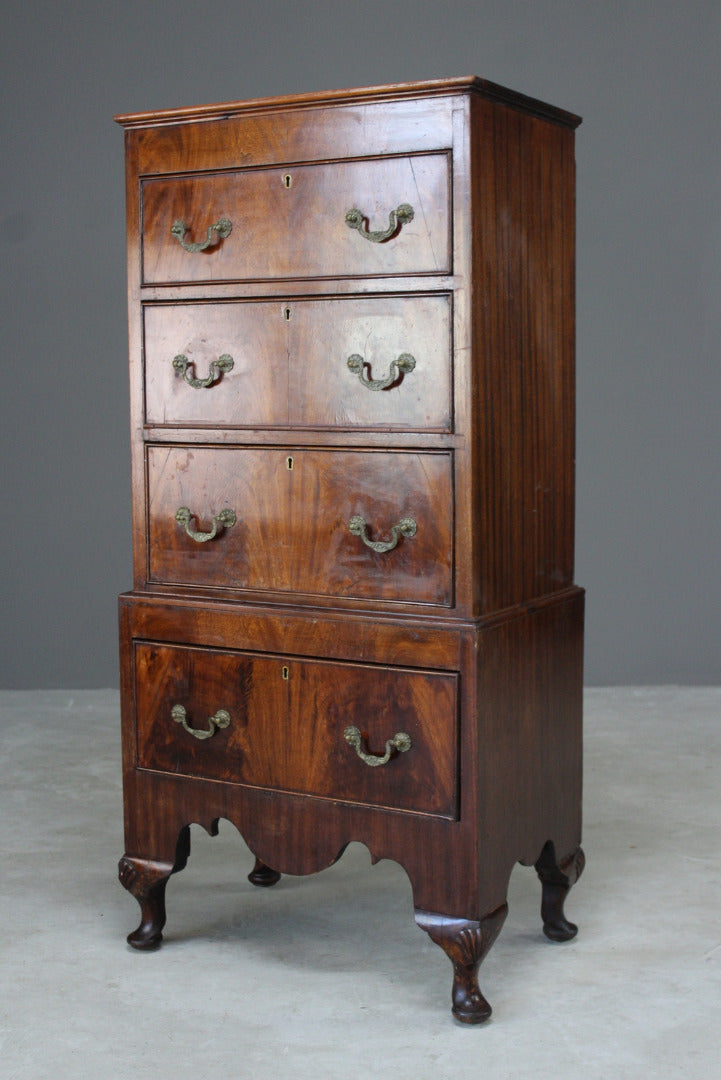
top-left (118, 826), bottom-right (191, 950)
top-left (535, 842), bottom-right (585, 942)
top-left (247, 857), bottom-right (281, 887)
top-left (415, 905), bottom-right (508, 1024)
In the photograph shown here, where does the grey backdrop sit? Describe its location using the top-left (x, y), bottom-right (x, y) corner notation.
top-left (1, 1), bottom-right (719, 688)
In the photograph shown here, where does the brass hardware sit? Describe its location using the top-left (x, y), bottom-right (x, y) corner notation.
top-left (348, 514), bottom-right (417, 553)
top-left (345, 203), bottom-right (414, 243)
top-left (172, 353), bottom-right (234, 388)
top-left (170, 216), bottom-right (232, 253)
top-left (286, 456), bottom-right (294, 470)
top-left (283, 306), bottom-right (292, 320)
top-left (343, 725), bottom-right (412, 767)
top-left (281, 666), bottom-right (290, 680)
top-left (282, 173), bottom-right (293, 188)
top-left (171, 704), bottom-right (231, 741)
top-left (347, 352), bottom-right (416, 391)
top-left (175, 506), bottom-right (237, 543)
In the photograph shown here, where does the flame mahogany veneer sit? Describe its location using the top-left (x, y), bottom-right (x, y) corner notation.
top-left (116, 76), bottom-right (585, 1023)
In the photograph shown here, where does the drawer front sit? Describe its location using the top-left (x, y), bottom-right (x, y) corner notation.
top-left (141, 153), bottom-right (450, 284)
top-left (147, 446), bottom-right (291, 592)
top-left (289, 295), bottom-right (451, 431)
top-left (147, 446), bottom-right (453, 605)
top-left (293, 449), bottom-right (453, 605)
top-left (144, 295), bottom-right (452, 431)
top-left (134, 642), bottom-right (458, 818)
top-left (144, 301), bottom-right (287, 427)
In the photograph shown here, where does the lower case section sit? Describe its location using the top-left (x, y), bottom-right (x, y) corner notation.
top-left (118, 588), bottom-right (584, 1021)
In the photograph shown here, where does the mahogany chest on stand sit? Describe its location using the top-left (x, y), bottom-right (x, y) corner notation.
top-left (115, 76), bottom-right (585, 1023)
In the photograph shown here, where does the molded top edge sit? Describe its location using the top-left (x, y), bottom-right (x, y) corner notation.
top-left (114, 75), bottom-right (581, 130)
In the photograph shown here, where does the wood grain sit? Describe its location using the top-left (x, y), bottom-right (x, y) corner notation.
top-left (134, 642), bottom-right (458, 817)
top-left (143, 301), bottom-right (287, 428)
top-left (289, 294), bottom-right (452, 431)
top-left (143, 293), bottom-right (452, 431)
top-left (124, 93), bottom-right (458, 175)
top-left (470, 96), bottom-right (577, 611)
top-left (147, 445), bottom-right (290, 592)
top-left (146, 445), bottom-right (454, 605)
top-left (291, 448), bottom-right (453, 605)
top-left (141, 154), bottom-right (450, 284)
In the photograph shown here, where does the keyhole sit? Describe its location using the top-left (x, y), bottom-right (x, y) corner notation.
top-left (286, 456), bottom-right (294, 470)
top-left (283, 173), bottom-right (292, 188)
top-left (283, 306), bottom-right (292, 321)
top-left (281, 665), bottom-right (290, 680)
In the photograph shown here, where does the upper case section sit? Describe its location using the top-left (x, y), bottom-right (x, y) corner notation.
top-left (119, 78), bottom-right (580, 616)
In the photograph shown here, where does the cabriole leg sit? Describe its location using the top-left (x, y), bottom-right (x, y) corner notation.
top-left (535, 842), bottom-right (585, 942)
top-left (415, 905), bottom-right (508, 1023)
top-left (118, 826), bottom-right (190, 950)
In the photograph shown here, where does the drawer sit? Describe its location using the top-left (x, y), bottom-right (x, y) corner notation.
top-left (293, 448), bottom-right (453, 604)
top-left (147, 446), bottom-right (289, 594)
top-left (290, 295), bottom-right (451, 430)
top-left (140, 153), bottom-right (450, 284)
top-left (146, 445), bottom-right (453, 605)
top-left (143, 295), bottom-right (452, 431)
top-left (134, 642), bottom-right (459, 818)
top-left (144, 301), bottom-right (287, 428)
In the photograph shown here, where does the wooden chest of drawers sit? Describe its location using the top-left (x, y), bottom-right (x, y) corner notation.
top-left (116, 76), bottom-right (585, 1023)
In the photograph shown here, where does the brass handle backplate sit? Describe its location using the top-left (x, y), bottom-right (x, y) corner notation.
top-left (344, 725), bottom-right (412, 767)
top-left (171, 704), bottom-right (230, 741)
top-left (347, 352), bottom-right (416, 391)
top-left (175, 506), bottom-right (237, 543)
top-left (170, 217), bottom-right (232, 253)
top-left (348, 514), bottom-right (417, 553)
top-left (345, 203), bottom-right (414, 243)
top-left (173, 353), bottom-right (234, 388)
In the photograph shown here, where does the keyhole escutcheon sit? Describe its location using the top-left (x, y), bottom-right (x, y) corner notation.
top-left (286, 456), bottom-right (294, 471)
top-left (282, 173), bottom-right (292, 188)
top-left (281, 665), bottom-right (290, 680)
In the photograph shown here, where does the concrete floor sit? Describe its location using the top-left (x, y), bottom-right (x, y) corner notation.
top-left (1, 687), bottom-right (719, 1079)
